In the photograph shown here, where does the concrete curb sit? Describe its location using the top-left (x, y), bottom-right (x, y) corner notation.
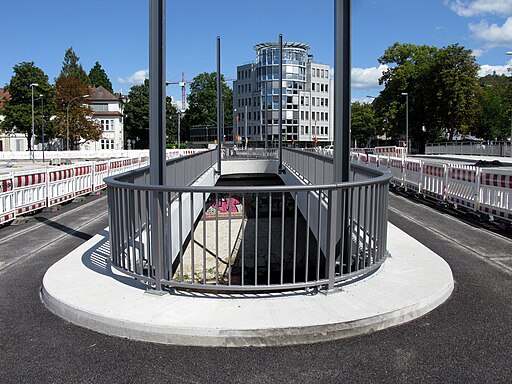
top-left (41, 224), bottom-right (453, 347)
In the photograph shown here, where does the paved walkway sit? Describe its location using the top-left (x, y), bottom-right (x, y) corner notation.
top-left (41, 222), bottom-right (453, 347)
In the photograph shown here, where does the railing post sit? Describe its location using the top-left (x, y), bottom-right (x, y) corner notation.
top-left (326, 189), bottom-right (337, 290)
top-left (216, 36), bottom-right (222, 175)
top-left (278, 33), bottom-right (284, 173)
top-left (149, 0), bottom-right (166, 292)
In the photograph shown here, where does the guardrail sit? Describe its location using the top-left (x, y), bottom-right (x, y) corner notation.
top-left (0, 149), bottom-right (207, 226)
top-left (106, 148), bottom-right (391, 293)
top-left (350, 152), bottom-right (512, 224)
top-left (426, 141), bottom-right (512, 157)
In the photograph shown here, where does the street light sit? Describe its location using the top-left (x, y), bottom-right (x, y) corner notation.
top-left (66, 94), bottom-right (89, 151)
top-left (401, 92), bottom-right (409, 155)
top-left (507, 52), bottom-right (512, 156)
top-left (39, 94), bottom-right (45, 162)
top-left (177, 110), bottom-right (181, 149)
top-left (30, 83), bottom-right (39, 163)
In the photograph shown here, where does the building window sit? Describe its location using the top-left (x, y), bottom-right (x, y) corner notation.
top-left (325, 84), bottom-right (328, 93)
top-left (92, 103), bottom-right (108, 112)
top-left (305, 111), bottom-right (309, 120)
top-left (100, 139), bottom-right (114, 150)
top-left (312, 83), bottom-right (315, 92)
top-left (312, 68), bottom-right (315, 77)
top-left (321, 69), bottom-right (325, 78)
top-left (317, 69), bottom-right (320, 77)
top-left (325, 99), bottom-right (328, 107)
top-left (101, 119), bottom-right (114, 131)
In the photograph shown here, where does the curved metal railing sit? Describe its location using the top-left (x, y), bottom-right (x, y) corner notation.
top-left (106, 148), bottom-right (391, 293)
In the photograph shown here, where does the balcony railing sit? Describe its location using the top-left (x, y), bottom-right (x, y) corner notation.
top-left (106, 148), bottom-right (391, 293)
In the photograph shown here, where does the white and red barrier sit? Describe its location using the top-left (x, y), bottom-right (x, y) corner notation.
top-left (47, 166), bottom-right (76, 207)
top-left (375, 146), bottom-right (406, 158)
top-left (388, 157), bottom-right (404, 188)
top-left (74, 163), bottom-right (93, 197)
top-left (422, 163), bottom-right (446, 201)
top-left (0, 174), bottom-right (15, 224)
top-left (13, 169), bottom-right (47, 215)
top-left (94, 162), bottom-right (109, 192)
top-left (479, 169), bottom-right (512, 222)
top-left (404, 159), bottom-right (422, 193)
top-left (367, 154), bottom-right (379, 170)
top-left (446, 167), bottom-right (480, 210)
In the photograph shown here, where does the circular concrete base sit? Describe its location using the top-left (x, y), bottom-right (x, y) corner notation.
top-left (41, 224), bottom-right (453, 347)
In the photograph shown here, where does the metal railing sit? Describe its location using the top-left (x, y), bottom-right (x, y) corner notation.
top-left (426, 141), bottom-right (512, 157)
top-left (106, 148), bottom-right (391, 293)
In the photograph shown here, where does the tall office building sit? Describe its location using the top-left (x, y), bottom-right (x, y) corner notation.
top-left (233, 42), bottom-right (333, 146)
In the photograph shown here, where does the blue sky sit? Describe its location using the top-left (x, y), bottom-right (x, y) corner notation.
top-left (1, 0), bottom-right (512, 106)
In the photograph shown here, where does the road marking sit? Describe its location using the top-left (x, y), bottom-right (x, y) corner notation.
top-left (0, 195), bottom-right (107, 246)
top-left (0, 210), bottom-right (108, 274)
top-left (389, 205), bottom-right (512, 276)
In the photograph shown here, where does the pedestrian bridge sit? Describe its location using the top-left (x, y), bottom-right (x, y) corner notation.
top-left (106, 147), bottom-right (391, 293)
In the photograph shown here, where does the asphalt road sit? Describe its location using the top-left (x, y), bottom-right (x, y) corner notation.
top-left (0, 191), bottom-right (511, 383)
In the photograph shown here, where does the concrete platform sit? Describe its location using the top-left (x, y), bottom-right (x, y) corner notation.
top-left (41, 223), bottom-right (453, 347)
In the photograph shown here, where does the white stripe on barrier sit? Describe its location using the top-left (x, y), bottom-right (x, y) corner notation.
top-left (422, 163), bottom-right (446, 201)
top-left (0, 174), bottom-right (15, 225)
top-left (446, 166), bottom-right (479, 210)
top-left (479, 169), bottom-right (512, 221)
top-left (404, 159), bottom-right (422, 193)
top-left (12, 168), bottom-right (47, 216)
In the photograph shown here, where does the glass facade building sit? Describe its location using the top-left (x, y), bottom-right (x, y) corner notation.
top-left (233, 41), bottom-right (333, 146)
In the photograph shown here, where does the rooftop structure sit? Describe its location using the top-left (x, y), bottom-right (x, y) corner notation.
top-left (233, 41), bottom-right (333, 146)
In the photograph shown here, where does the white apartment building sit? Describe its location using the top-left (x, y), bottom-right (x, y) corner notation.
top-left (81, 86), bottom-right (124, 151)
top-left (233, 42), bottom-right (333, 146)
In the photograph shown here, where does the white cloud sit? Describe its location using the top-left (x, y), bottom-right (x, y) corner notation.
top-left (351, 64), bottom-right (388, 90)
top-left (117, 69), bottom-right (149, 84)
top-left (446, 0), bottom-right (512, 17)
top-left (471, 48), bottom-right (485, 57)
top-left (478, 59), bottom-right (512, 76)
top-left (469, 17), bottom-right (512, 45)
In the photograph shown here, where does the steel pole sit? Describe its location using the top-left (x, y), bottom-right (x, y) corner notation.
top-left (405, 93), bottom-right (409, 156)
top-left (278, 34), bottom-right (283, 173)
top-left (41, 96), bottom-right (45, 162)
top-left (331, 0), bottom-right (352, 290)
top-left (177, 110), bottom-right (181, 149)
top-left (31, 86), bottom-right (35, 163)
top-left (149, 0), bottom-right (166, 292)
top-left (334, 0), bottom-right (350, 182)
top-left (217, 36), bottom-right (222, 174)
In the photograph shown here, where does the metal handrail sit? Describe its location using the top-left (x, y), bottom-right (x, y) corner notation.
top-left (106, 148), bottom-right (391, 293)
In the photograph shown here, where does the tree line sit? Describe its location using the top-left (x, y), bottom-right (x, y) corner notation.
top-left (1, 48), bottom-right (116, 149)
top-left (3, 42), bottom-right (509, 152)
top-left (351, 42), bottom-right (512, 152)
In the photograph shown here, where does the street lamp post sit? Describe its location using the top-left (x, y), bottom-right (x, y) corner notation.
top-left (30, 83), bottom-right (39, 163)
top-left (66, 94), bottom-right (89, 151)
top-left (177, 110), bottom-right (181, 149)
top-left (507, 52), bottom-right (512, 156)
top-left (401, 92), bottom-right (409, 155)
top-left (40, 94), bottom-right (45, 162)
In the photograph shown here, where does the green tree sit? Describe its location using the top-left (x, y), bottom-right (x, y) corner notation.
top-left (124, 79), bottom-right (179, 148)
top-left (1, 62), bottom-right (55, 149)
top-left (375, 42), bottom-right (480, 151)
top-left (476, 74), bottom-right (511, 140)
top-left (185, 72), bottom-right (233, 128)
top-left (88, 61), bottom-right (113, 93)
top-left (59, 47), bottom-right (90, 85)
top-left (54, 76), bottom-right (102, 149)
top-left (351, 101), bottom-right (378, 147)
